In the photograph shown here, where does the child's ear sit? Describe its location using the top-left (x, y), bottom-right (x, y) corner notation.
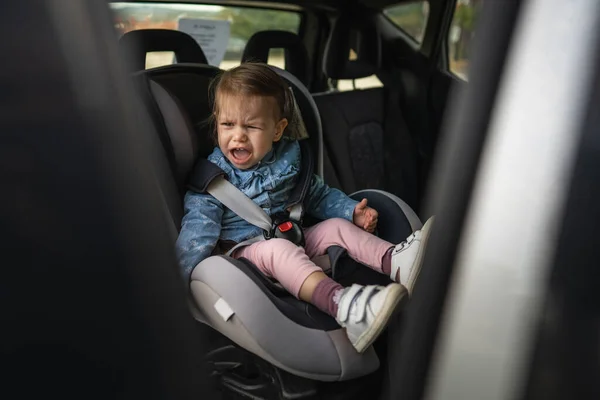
top-left (273, 118), bottom-right (288, 142)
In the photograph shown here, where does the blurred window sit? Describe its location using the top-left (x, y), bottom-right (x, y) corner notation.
top-left (383, 1), bottom-right (430, 45)
top-left (447, 0), bottom-right (484, 81)
top-left (110, 2), bottom-right (301, 69)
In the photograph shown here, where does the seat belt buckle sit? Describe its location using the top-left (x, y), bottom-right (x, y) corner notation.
top-left (264, 213), bottom-right (305, 246)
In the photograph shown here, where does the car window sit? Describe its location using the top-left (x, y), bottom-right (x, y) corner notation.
top-left (110, 2), bottom-right (301, 70)
top-left (448, 0), bottom-right (483, 80)
top-left (383, 1), bottom-right (430, 45)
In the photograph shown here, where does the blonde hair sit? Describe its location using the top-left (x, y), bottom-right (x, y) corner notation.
top-left (207, 62), bottom-right (308, 142)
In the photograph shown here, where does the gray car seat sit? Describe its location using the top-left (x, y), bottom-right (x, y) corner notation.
top-left (121, 29), bottom-right (423, 383)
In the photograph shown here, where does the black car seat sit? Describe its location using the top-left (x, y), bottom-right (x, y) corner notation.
top-left (119, 29), bottom-right (208, 73)
top-left (120, 29), bottom-right (423, 382)
top-left (242, 30), bottom-right (311, 87)
top-left (312, 10), bottom-right (420, 210)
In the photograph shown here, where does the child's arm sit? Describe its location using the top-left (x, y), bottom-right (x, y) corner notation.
top-left (304, 174), bottom-right (360, 222)
top-left (175, 191), bottom-right (224, 281)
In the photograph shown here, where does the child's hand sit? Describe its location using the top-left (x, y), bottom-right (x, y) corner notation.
top-left (353, 199), bottom-right (378, 233)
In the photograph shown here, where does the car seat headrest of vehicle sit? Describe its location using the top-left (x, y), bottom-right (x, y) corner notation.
top-left (120, 29), bottom-right (208, 72)
top-left (242, 30), bottom-right (310, 86)
top-left (323, 11), bottom-right (381, 80)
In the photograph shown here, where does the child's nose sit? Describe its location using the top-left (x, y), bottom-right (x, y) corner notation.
top-left (232, 128), bottom-right (247, 142)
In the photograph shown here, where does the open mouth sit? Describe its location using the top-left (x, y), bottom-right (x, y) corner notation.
top-left (230, 148), bottom-right (252, 164)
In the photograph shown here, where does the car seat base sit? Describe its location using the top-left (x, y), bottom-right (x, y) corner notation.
top-left (207, 344), bottom-right (319, 399)
top-left (205, 342), bottom-right (393, 400)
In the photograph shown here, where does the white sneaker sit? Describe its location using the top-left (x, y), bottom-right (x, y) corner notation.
top-left (336, 283), bottom-right (407, 353)
top-left (390, 217), bottom-right (434, 295)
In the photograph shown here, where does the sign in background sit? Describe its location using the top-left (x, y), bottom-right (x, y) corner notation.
top-left (177, 18), bottom-right (231, 66)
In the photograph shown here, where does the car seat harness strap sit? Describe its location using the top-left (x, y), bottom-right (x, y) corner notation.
top-left (187, 140), bottom-right (314, 249)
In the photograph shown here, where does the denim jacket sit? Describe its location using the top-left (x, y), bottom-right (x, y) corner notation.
top-left (175, 139), bottom-right (359, 280)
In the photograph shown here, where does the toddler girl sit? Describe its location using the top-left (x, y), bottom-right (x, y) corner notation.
top-left (176, 62), bottom-right (434, 353)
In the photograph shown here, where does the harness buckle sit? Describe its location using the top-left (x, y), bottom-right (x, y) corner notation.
top-left (264, 213), bottom-right (305, 246)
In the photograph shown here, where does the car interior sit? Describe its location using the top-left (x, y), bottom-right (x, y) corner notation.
top-left (116, 1), bottom-right (428, 394)
top-left (3, 0), bottom-right (600, 399)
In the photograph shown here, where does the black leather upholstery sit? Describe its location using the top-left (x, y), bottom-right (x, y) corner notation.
top-left (120, 29), bottom-right (208, 72)
top-left (242, 30), bottom-right (310, 86)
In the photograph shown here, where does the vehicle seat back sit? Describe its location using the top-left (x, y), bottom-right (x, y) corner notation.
top-left (242, 30), bottom-right (310, 87)
top-left (313, 10), bottom-right (419, 208)
top-left (119, 28), bottom-right (208, 72)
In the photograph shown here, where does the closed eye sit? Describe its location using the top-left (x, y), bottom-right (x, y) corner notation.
top-left (246, 125), bottom-right (262, 130)
top-left (220, 122), bottom-right (234, 127)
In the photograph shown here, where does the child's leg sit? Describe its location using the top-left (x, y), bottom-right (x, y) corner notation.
top-left (233, 238), bottom-right (324, 299)
top-left (304, 217), bottom-right (435, 294)
top-left (303, 218), bottom-right (393, 273)
top-left (233, 238), bottom-right (406, 353)
top-left (233, 239), bottom-right (344, 315)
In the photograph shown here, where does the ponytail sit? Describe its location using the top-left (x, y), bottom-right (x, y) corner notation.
top-left (282, 86), bottom-right (309, 140)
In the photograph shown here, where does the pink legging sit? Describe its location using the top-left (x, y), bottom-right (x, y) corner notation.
top-left (233, 218), bottom-right (393, 297)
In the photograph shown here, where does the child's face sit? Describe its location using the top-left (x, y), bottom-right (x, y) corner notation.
top-left (216, 94), bottom-right (288, 170)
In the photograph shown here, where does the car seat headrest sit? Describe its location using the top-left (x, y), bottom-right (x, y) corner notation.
top-left (120, 29), bottom-right (208, 72)
top-left (132, 65), bottom-right (220, 193)
top-left (323, 10), bottom-right (381, 80)
top-left (242, 30), bottom-right (310, 86)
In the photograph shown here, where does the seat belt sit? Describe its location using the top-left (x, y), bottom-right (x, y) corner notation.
top-left (206, 177), bottom-right (305, 255)
top-left (206, 177), bottom-right (273, 233)
top-left (187, 140), bottom-right (315, 253)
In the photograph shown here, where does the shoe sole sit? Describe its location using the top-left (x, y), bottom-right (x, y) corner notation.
top-left (353, 284), bottom-right (407, 353)
top-left (405, 216), bottom-right (435, 296)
